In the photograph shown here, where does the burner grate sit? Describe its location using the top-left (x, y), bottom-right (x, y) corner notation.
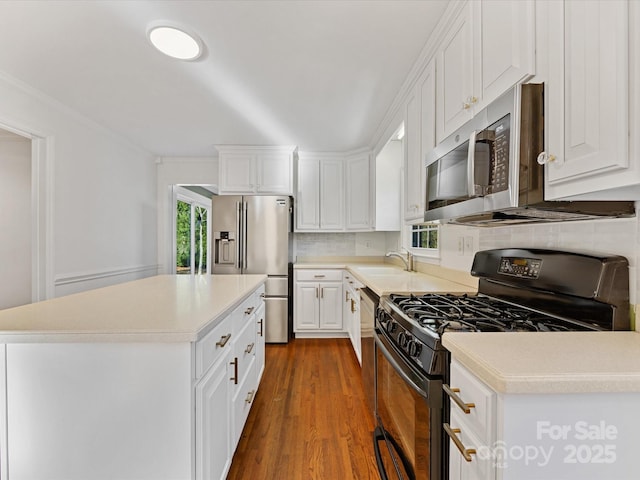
top-left (390, 292), bottom-right (589, 334)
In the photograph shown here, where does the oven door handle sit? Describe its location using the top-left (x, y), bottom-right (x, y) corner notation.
top-left (374, 330), bottom-right (428, 399)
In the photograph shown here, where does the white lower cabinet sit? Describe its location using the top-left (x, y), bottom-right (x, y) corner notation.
top-left (2, 284), bottom-right (265, 480)
top-left (343, 272), bottom-right (363, 364)
top-left (447, 359), bottom-right (640, 480)
top-left (195, 349), bottom-right (233, 480)
top-left (294, 269), bottom-right (344, 335)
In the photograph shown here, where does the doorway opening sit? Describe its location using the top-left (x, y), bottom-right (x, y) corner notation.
top-left (174, 186), bottom-right (212, 275)
top-left (0, 127), bottom-right (32, 309)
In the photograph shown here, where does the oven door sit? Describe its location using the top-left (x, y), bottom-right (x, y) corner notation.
top-left (374, 328), bottom-right (442, 480)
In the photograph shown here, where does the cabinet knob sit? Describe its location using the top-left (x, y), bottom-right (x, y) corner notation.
top-left (536, 151), bottom-right (556, 165)
top-left (462, 101), bottom-right (471, 110)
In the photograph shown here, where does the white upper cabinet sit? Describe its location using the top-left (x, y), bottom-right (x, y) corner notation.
top-left (473, 0), bottom-right (536, 111)
top-left (217, 145), bottom-right (296, 195)
top-left (436, 2), bottom-right (475, 143)
top-left (404, 59), bottom-right (436, 223)
top-left (436, 1), bottom-right (535, 143)
top-left (544, 0), bottom-right (639, 200)
top-left (296, 153), bottom-right (344, 231)
top-left (344, 152), bottom-right (371, 230)
top-left (319, 158), bottom-right (345, 230)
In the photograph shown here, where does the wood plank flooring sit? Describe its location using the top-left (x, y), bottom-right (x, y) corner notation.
top-left (227, 338), bottom-right (379, 479)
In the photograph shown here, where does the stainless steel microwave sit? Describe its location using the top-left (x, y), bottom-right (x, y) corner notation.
top-left (423, 84), bottom-right (634, 225)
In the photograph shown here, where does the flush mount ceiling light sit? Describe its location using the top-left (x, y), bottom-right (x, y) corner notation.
top-left (147, 23), bottom-right (204, 61)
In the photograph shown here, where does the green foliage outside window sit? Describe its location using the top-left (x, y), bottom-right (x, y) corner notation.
top-left (176, 200), bottom-right (208, 274)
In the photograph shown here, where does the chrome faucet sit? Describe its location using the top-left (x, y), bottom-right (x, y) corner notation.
top-left (385, 251), bottom-right (414, 271)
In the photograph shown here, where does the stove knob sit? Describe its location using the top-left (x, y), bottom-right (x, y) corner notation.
top-left (398, 332), bottom-right (411, 348)
top-left (408, 340), bottom-right (422, 358)
top-left (386, 321), bottom-right (397, 334)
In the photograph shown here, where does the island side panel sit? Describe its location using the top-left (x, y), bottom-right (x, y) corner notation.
top-left (4, 342), bottom-right (192, 480)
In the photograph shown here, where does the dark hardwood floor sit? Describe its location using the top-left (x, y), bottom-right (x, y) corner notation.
top-left (227, 338), bottom-right (379, 479)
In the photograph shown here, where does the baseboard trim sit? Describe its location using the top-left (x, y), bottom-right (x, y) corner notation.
top-left (54, 264), bottom-right (159, 286)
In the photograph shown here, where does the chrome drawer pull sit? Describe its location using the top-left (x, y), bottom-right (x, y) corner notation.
top-left (244, 306), bottom-right (255, 315)
top-left (215, 333), bottom-right (232, 348)
top-left (313, 274), bottom-right (326, 278)
top-left (245, 390), bottom-right (256, 404)
top-left (245, 342), bottom-right (255, 354)
top-left (444, 384), bottom-right (475, 414)
top-left (444, 423), bottom-right (476, 462)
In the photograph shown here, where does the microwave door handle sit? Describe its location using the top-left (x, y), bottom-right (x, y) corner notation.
top-left (467, 130), bottom-right (478, 197)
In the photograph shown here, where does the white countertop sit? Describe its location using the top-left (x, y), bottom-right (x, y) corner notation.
top-left (443, 331), bottom-right (640, 394)
top-left (295, 262), bottom-right (475, 296)
top-left (0, 274), bottom-right (267, 343)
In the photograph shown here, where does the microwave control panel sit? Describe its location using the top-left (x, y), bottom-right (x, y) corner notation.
top-left (498, 256), bottom-right (542, 279)
top-left (489, 114), bottom-right (510, 193)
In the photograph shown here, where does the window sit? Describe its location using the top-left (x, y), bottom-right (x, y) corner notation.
top-left (176, 196), bottom-right (209, 275)
top-left (411, 223), bottom-right (439, 251)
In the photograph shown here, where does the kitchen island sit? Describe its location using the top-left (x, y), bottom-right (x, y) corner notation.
top-left (442, 331), bottom-right (640, 480)
top-left (0, 274), bottom-right (267, 480)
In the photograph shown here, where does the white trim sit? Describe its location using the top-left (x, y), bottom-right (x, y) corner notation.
top-left (54, 264), bottom-right (160, 287)
top-left (0, 118), bottom-right (54, 302)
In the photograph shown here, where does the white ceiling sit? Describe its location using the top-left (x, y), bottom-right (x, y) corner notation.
top-left (0, 0), bottom-right (448, 156)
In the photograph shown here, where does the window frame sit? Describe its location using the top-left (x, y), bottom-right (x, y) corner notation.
top-left (173, 186), bottom-right (211, 275)
top-left (406, 221), bottom-right (440, 258)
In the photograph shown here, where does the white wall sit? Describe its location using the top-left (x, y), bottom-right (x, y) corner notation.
top-left (0, 131), bottom-right (31, 308)
top-left (0, 72), bottom-right (157, 299)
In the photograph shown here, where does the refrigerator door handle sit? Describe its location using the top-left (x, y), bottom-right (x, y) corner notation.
top-left (242, 201), bottom-right (248, 270)
top-left (235, 201), bottom-right (242, 270)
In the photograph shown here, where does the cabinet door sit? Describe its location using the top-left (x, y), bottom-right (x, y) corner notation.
top-left (294, 282), bottom-right (320, 330)
top-left (296, 158), bottom-right (320, 230)
top-left (437, 2), bottom-right (474, 143)
top-left (219, 154), bottom-right (255, 194)
top-left (319, 159), bottom-right (345, 230)
top-left (256, 152), bottom-right (293, 194)
top-left (195, 352), bottom-right (232, 480)
top-left (545, 0), bottom-right (630, 198)
top-left (474, 0), bottom-right (535, 110)
top-left (406, 59), bottom-right (436, 222)
top-left (345, 154), bottom-right (371, 230)
top-left (319, 282), bottom-right (343, 329)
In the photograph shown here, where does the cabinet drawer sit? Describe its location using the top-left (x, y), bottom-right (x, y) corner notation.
top-left (447, 360), bottom-right (495, 445)
top-left (231, 357), bottom-right (257, 447)
top-left (233, 295), bottom-right (259, 335)
top-left (343, 271), bottom-right (364, 289)
top-left (195, 315), bottom-right (233, 379)
top-left (296, 269), bottom-right (343, 282)
top-left (232, 318), bottom-right (256, 390)
top-left (447, 409), bottom-right (494, 480)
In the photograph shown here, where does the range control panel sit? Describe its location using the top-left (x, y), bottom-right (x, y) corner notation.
top-left (498, 256), bottom-right (542, 279)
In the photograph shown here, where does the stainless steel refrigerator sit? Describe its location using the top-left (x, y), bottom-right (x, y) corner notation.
top-left (211, 195), bottom-right (292, 343)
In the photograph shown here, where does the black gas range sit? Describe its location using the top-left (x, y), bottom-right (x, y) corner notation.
top-left (378, 248), bottom-right (630, 378)
top-left (373, 248), bottom-right (630, 480)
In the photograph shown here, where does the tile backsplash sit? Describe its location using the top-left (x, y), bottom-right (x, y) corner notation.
top-left (293, 231), bottom-right (399, 259)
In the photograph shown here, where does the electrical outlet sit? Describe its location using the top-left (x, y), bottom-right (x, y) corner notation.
top-left (457, 236), bottom-right (464, 255)
top-left (464, 236), bottom-right (473, 254)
